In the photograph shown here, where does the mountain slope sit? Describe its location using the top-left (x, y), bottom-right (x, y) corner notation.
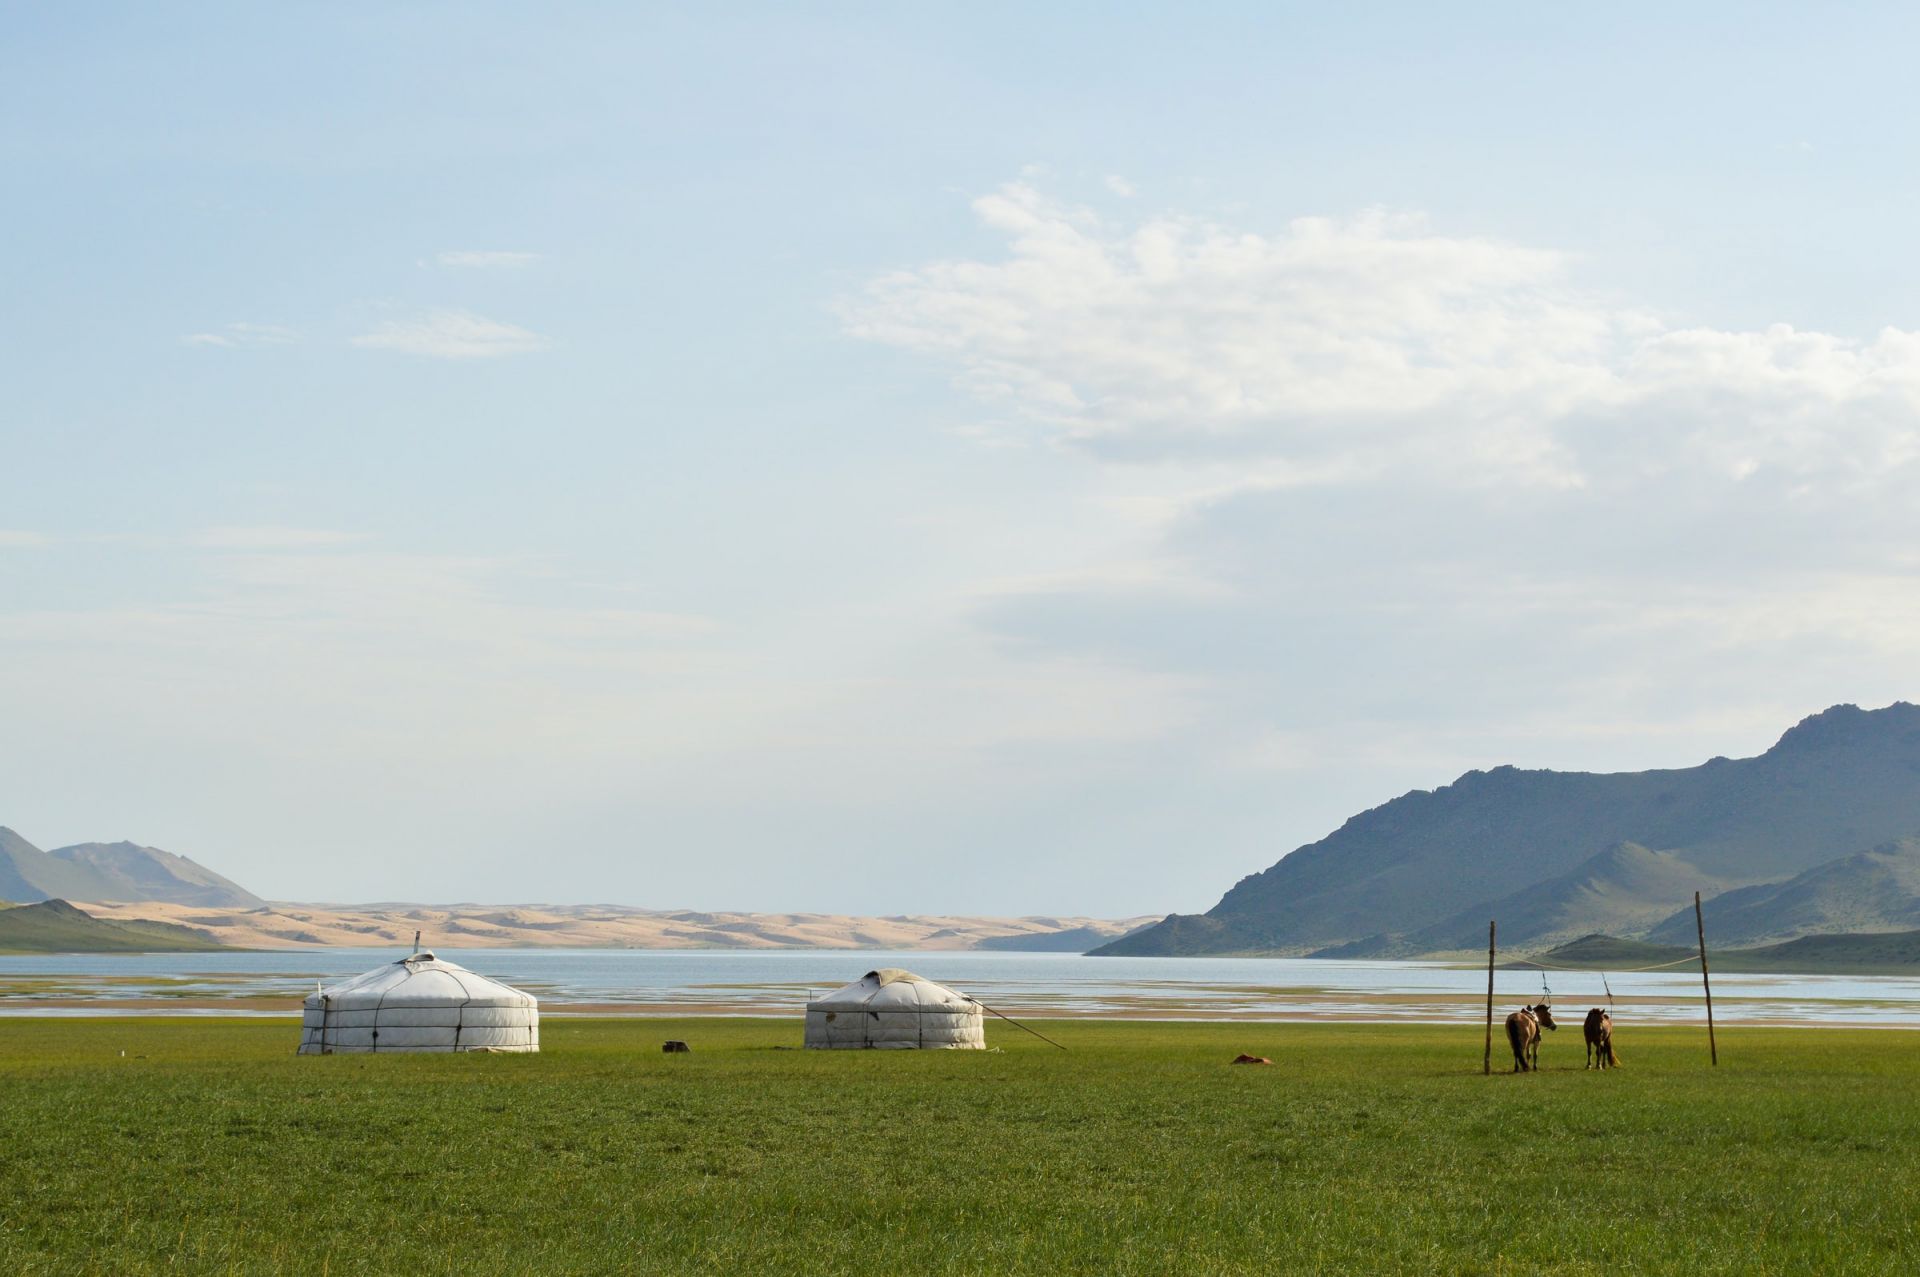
top-left (1099, 703), bottom-right (1920, 957)
top-left (50, 841), bottom-right (263, 908)
top-left (1642, 836), bottom-right (1920, 947)
top-left (0, 827), bottom-right (263, 908)
top-left (0, 827), bottom-right (112, 903)
top-left (1323, 842), bottom-right (1727, 958)
top-left (0, 899), bottom-right (228, 953)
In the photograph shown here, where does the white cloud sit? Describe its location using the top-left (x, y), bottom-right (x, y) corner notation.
top-left (350, 310), bottom-right (549, 360)
top-left (0, 530), bottom-right (49, 548)
top-left (844, 183), bottom-right (1920, 493)
top-left (187, 526), bottom-right (369, 551)
top-left (182, 322), bottom-right (300, 349)
top-left (434, 250), bottom-right (542, 269)
top-left (1103, 174), bottom-right (1136, 197)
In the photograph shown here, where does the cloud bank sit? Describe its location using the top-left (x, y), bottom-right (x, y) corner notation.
top-left (847, 183), bottom-right (1920, 492)
top-left (182, 322), bottom-right (300, 349)
top-left (846, 184), bottom-right (1920, 775)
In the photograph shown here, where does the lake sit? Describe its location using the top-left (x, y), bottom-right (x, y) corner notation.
top-left (3, 947), bottom-right (1919, 1025)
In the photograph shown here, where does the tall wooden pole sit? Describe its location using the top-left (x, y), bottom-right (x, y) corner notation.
top-left (1694, 891), bottom-right (1718, 1066)
top-left (1484, 920), bottom-right (1496, 1075)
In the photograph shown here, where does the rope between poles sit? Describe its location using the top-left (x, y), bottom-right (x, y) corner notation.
top-left (1504, 954), bottom-right (1702, 973)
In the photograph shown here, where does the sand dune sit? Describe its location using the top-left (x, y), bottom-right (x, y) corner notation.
top-left (74, 901), bottom-right (1156, 951)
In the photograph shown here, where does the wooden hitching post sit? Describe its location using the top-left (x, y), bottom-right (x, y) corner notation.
top-left (1694, 890), bottom-right (1717, 1066)
top-left (1483, 919), bottom-right (1496, 1076)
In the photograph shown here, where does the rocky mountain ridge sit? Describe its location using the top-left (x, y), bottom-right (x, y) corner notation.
top-left (1098, 703), bottom-right (1920, 957)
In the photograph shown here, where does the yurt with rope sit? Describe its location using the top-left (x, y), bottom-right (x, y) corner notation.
top-left (298, 951), bottom-right (539, 1054)
top-left (804, 968), bottom-right (986, 1050)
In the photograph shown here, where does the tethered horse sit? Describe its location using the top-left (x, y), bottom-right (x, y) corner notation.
top-left (1505, 1002), bottom-right (1557, 1071)
top-left (1584, 1007), bottom-right (1620, 1069)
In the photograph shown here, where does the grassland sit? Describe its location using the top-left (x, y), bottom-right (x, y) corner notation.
top-left (1, 1018), bottom-right (1916, 1275)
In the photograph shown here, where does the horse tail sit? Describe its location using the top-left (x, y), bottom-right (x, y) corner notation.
top-left (1607, 1041), bottom-right (1620, 1067)
top-left (1505, 1015), bottom-right (1524, 1060)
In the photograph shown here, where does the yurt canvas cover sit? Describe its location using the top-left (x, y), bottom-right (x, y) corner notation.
top-left (803, 968), bottom-right (985, 1050)
top-left (299, 952), bottom-right (538, 1054)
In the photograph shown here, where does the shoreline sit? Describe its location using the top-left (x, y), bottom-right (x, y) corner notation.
top-left (3, 995), bottom-right (1914, 1029)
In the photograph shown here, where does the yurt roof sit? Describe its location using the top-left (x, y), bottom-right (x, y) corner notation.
top-left (305, 952), bottom-right (536, 1010)
top-left (807, 968), bottom-right (977, 1011)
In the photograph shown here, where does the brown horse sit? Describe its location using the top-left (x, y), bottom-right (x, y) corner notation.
top-left (1583, 1007), bottom-right (1619, 1069)
top-left (1504, 1003), bottom-right (1557, 1071)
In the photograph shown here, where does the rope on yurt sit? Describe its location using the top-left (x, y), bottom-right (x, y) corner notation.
top-left (372, 957), bottom-right (421, 1054)
top-left (972, 999), bottom-right (1068, 1050)
top-left (444, 965), bottom-right (477, 1052)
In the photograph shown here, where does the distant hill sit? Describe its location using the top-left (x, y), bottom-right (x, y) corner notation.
top-left (1516, 933), bottom-right (1693, 968)
top-left (0, 899), bottom-right (229, 953)
top-left (1735, 930), bottom-right (1920, 973)
top-left (976, 922), bottom-right (1155, 952)
top-left (1528, 929), bottom-right (1920, 976)
top-left (1642, 836), bottom-right (1920, 947)
top-left (0, 827), bottom-right (262, 908)
top-left (1098, 703), bottom-right (1920, 957)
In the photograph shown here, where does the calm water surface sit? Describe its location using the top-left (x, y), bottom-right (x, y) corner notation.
top-left (3, 948), bottom-right (1917, 1025)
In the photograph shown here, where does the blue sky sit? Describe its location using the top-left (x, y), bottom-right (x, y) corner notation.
top-left (6, 4), bottom-right (1920, 912)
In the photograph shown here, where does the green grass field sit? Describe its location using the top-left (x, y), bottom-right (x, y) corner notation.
top-left (1, 1017), bottom-right (1915, 1275)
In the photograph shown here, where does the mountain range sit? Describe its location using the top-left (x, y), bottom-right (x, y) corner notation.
top-left (2, 825), bottom-right (1153, 951)
top-left (1097, 702), bottom-right (1920, 957)
top-left (0, 828), bottom-right (262, 908)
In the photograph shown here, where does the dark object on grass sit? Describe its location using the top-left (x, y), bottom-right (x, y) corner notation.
top-left (662, 1040), bottom-right (690, 1053)
top-left (1231, 1054), bottom-right (1271, 1065)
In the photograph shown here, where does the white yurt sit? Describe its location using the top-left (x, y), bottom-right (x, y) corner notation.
top-left (803, 968), bottom-right (985, 1050)
top-left (298, 951), bottom-right (539, 1054)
